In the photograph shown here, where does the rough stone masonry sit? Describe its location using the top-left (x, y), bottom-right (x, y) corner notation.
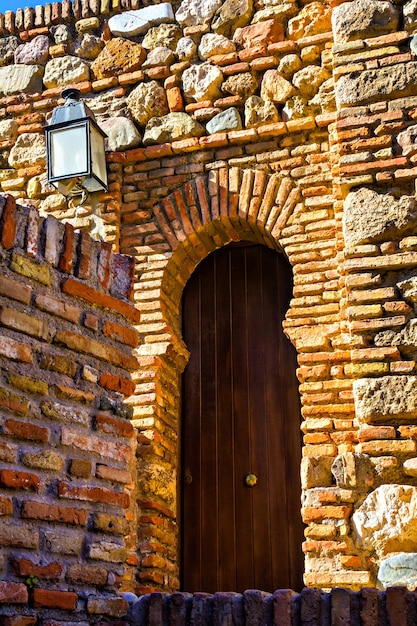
top-left (4, 0), bottom-right (417, 621)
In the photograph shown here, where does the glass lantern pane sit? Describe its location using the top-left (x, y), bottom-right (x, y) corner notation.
top-left (50, 124), bottom-right (88, 179)
top-left (90, 125), bottom-right (107, 188)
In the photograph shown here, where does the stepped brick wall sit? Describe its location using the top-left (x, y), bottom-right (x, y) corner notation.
top-left (0, 193), bottom-right (140, 622)
top-left (2, 0), bottom-right (417, 621)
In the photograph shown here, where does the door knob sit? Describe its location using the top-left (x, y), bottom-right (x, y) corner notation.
top-left (184, 468), bottom-right (193, 485)
top-left (245, 473), bottom-right (258, 487)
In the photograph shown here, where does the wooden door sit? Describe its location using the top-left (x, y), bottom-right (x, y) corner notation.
top-left (181, 243), bottom-right (304, 593)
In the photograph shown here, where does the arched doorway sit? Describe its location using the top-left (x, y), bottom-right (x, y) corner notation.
top-left (180, 242), bottom-right (304, 593)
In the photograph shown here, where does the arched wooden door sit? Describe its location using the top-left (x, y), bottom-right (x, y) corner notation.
top-left (181, 243), bottom-right (304, 593)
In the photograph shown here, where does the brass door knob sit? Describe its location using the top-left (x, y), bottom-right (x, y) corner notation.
top-left (244, 473), bottom-right (258, 487)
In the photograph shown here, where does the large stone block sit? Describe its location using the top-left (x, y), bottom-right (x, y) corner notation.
top-left (211, 0), bottom-right (253, 36)
top-left (0, 64), bottom-right (43, 96)
top-left (342, 187), bottom-right (417, 248)
top-left (352, 485), bottom-right (417, 558)
top-left (127, 80), bottom-right (169, 126)
top-left (206, 107), bottom-right (242, 133)
top-left (353, 375), bottom-right (417, 423)
top-left (176, 0), bottom-right (223, 26)
top-left (143, 112), bottom-right (205, 145)
top-left (332, 0), bottom-right (399, 44)
top-left (90, 38), bottom-right (146, 80)
top-left (182, 62), bottom-right (223, 102)
top-left (8, 133), bottom-right (46, 169)
top-left (335, 63), bottom-right (417, 107)
top-left (99, 117), bottom-right (142, 151)
top-left (14, 35), bottom-right (49, 65)
top-left (260, 69), bottom-right (295, 103)
top-left (43, 55), bottom-right (90, 89)
top-left (288, 2), bottom-right (331, 40)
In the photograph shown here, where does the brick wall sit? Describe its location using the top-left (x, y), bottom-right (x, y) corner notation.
top-left (0, 193), bottom-right (141, 621)
top-left (2, 0), bottom-right (417, 608)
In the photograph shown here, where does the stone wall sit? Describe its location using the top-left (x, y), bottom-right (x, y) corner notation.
top-left (2, 0), bottom-right (417, 607)
top-left (0, 193), bottom-right (140, 621)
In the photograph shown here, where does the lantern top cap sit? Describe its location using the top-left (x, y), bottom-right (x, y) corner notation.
top-left (47, 87), bottom-right (98, 127)
top-left (61, 87), bottom-right (81, 101)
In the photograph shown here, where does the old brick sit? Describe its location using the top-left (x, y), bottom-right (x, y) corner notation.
top-left (0, 387), bottom-right (28, 415)
top-left (99, 372), bottom-right (136, 396)
top-left (35, 293), bottom-right (80, 323)
top-left (0, 469), bottom-right (39, 491)
top-left (0, 581), bottom-right (28, 604)
top-left (0, 496), bottom-right (12, 516)
top-left (33, 588), bottom-right (77, 610)
top-left (54, 329), bottom-right (139, 371)
top-left (61, 427), bottom-right (132, 462)
top-left (8, 372), bottom-right (48, 395)
top-left (0, 306), bottom-right (50, 340)
top-left (87, 596), bottom-right (129, 617)
top-left (58, 481), bottom-right (130, 508)
top-left (69, 458), bottom-right (92, 478)
top-left (96, 464), bottom-right (132, 484)
top-left (21, 450), bottom-right (64, 471)
top-left (4, 419), bottom-right (49, 442)
top-left (103, 319), bottom-right (139, 348)
top-left (0, 275), bottom-right (31, 304)
top-left (93, 512), bottom-right (128, 535)
top-left (0, 335), bottom-right (32, 363)
top-left (66, 563), bottom-right (108, 586)
top-left (0, 521), bottom-right (38, 549)
top-left (12, 558), bottom-right (63, 579)
top-left (43, 529), bottom-right (83, 555)
top-left (61, 277), bottom-right (140, 323)
top-left (94, 414), bottom-right (134, 438)
top-left (39, 352), bottom-right (77, 377)
top-left (21, 500), bottom-right (88, 525)
top-left (10, 252), bottom-right (50, 285)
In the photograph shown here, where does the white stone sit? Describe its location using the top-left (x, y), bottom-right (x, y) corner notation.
top-left (43, 56), bottom-right (90, 89)
top-left (352, 484), bottom-right (417, 558)
top-left (100, 117), bottom-right (142, 151)
top-left (378, 553), bottom-right (417, 589)
top-left (0, 64), bottom-right (43, 96)
top-left (182, 62), bottom-right (223, 102)
top-left (176, 37), bottom-right (198, 61)
top-left (8, 133), bottom-right (46, 169)
top-left (175, 0), bottom-right (223, 27)
top-left (142, 46), bottom-right (176, 68)
top-left (198, 33), bottom-right (236, 59)
top-left (108, 3), bottom-right (175, 37)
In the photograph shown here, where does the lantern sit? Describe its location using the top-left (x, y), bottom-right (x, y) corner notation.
top-left (44, 88), bottom-right (107, 199)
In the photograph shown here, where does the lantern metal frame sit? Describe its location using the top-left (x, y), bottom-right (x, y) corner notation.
top-left (44, 88), bottom-right (108, 203)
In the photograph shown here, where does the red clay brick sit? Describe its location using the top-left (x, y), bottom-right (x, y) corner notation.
top-left (21, 500), bottom-right (88, 525)
top-left (0, 195), bottom-right (16, 250)
top-left (58, 481), bottom-right (130, 508)
top-left (94, 414), bottom-right (135, 438)
top-left (12, 558), bottom-right (63, 579)
top-left (99, 372), bottom-right (136, 396)
top-left (33, 588), bottom-right (77, 610)
top-left (3, 419), bottom-right (49, 442)
top-left (0, 469), bottom-right (39, 491)
top-left (0, 581), bottom-right (28, 604)
top-left (61, 278), bottom-right (140, 323)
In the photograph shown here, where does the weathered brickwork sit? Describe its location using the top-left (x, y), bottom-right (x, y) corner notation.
top-left (0, 194), bottom-right (139, 621)
top-left (2, 0), bottom-right (417, 618)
